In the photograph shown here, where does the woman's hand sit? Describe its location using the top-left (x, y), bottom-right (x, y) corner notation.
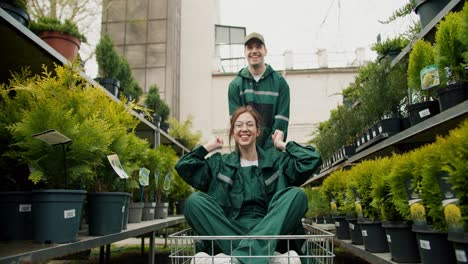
top-left (272, 129), bottom-right (287, 151)
top-left (203, 136), bottom-right (224, 153)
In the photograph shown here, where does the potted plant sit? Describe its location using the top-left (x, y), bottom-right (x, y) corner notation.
top-left (433, 9), bottom-right (468, 111)
top-left (371, 36), bottom-right (410, 63)
top-left (407, 39), bottom-right (440, 126)
top-left (167, 171), bottom-right (193, 216)
top-left (2, 64), bottom-right (121, 243)
top-left (145, 84), bottom-right (170, 131)
top-left (29, 16), bottom-right (87, 60)
top-left (304, 187), bottom-right (331, 224)
top-left (153, 145), bottom-right (178, 219)
top-left (414, 0), bottom-right (451, 29)
top-left (95, 34), bottom-right (121, 97)
top-left (441, 120), bottom-right (468, 259)
top-left (415, 140), bottom-right (457, 263)
top-left (0, 0), bottom-right (30, 26)
top-left (321, 169), bottom-right (351, 240)
top-left (371, 154), bottom-right (421, 263)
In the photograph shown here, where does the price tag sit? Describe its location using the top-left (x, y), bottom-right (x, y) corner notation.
top-left (335, 222), bottom-right (340, 227)
top-left (19, 204), bottom-right (31, 212)
top-left (456, 249), bottom-right (467, 262)
top-left (361, 230), bottom-right (367, 237)
top-left (419, 109), bottom-right (431, 118)
top-left (420, 240), bottom-right (431, 250)
top-left (349, 223), bottom-right (354, 230)
top-left (387, 234), bottom-right (391, 243)
top-left (64, 209), bottom-right (76, 219)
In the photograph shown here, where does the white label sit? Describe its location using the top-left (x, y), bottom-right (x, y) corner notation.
top-left (361, 230), bottom-right (368, 237)
top-left (386, 234), bottom-right (391, 243)
top-left (349, 223), bottom-right (355, 230)
top-left (419, 109), bottom-right (431, 118)
top-left (122, 206), bottom-right (125, 213)
top-left (19, 204), bottom-right (31, 212)
top-left (361, 137), bottom-right (365, 144)
top-left (151, 202), bottom-right (156, 207)
top-left (456, 249), bottom-right (467, 262)
top-left (357, 141), bottom-right (361, 146)
top-left (372, 130), bottom-right (377, 137)
top-left (366, 134), bottom-right (370, 140)
top-left (378, 125), bottom-right (383, 133)
top-left (64, 209), bottom-right (76, 219)
top-left (149, 209), bottom-right (154, 214)
top-left (420, 240), bottom-right (431, 250)
top-left (335, 222), bottom-right (340, 227)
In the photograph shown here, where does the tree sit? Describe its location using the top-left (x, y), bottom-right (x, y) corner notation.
top-left (145, 85), bottom-right (170, 123)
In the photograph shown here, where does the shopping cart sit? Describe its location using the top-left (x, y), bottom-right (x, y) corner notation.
top-left (169, 221), bottom-right (335, 264)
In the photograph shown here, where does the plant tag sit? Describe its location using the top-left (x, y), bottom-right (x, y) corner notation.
top-left (152, 202), bottom-right (156, 207)
top-left (361, 230), bottom-right (367, 237)
top-left (139, 167), bottom-right (150, 186)
top-left (386, 234), bottom-right (391, 243)
top-left (366, 134), bottom-right (370, 141)
top-left (150, 209), bottom-right (154, 214)
top-left (107, 154), bottom-right (129, 179)
top-left (372, 130), bottom-right (377, 137)
top-left (19, 204), bottom-right (31, 212)
top-left (456, 249), bottom-right (467, 262)
top-left (378, 125), bottom-right (383, 133)
top-left (419, 109), bottom-right (431, 118)
top-left (420, 64), bottom-right (440, 90)
top-left (335, 222), bottom-right (340, 227)
top-left (420, 240), bottom-right (431, 250)
top-left (64, 209), bottom-right (76, 219)
top-left (122, 206), bottom-right (125, 213)
top-left (349, 223), bottom-right (354, 230)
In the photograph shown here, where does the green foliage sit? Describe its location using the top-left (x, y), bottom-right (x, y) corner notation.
top-left (153, 145), bottom-right (178, 203)
top-left (96, 34), bottom-right (121, 79)
top-left (439, 120), bottom-right (468, 232)
top-left (168, 116), bottom-right (202, 150)
top-left (461, 3), bottom-right (468, 65)
top-left (321, 170), bottom-right (348, 216)
top-left (370, 157), bottom-right (400, 221)
top-left (168, 172), bottom-right (193, 204)
top-left (407, 39), bottom-right (436, 102)
top-left (379, 0), bottom-right (416, 24)
top-left (29, 16), bottom-right (87, 42)
top-left (371, 36), bottom-right (410, 56)
top-left (434, 10), bottom-right (466, 84)
top-left (1, 64), bottom-right (139, 190)
top-left (146, 85), bottom-right (170, 123)
top-left (117, 58), bottom-right (143, 101)
top-left (419, 143), bottom-right (447, 231)
top-left (304, 187), bottom-right (330, 218)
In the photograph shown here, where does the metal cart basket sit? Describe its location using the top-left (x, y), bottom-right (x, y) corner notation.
top-left (169, 222), bottom-right (334, 264)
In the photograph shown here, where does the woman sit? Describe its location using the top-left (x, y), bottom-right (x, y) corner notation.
top-left (175, 106), bottom-right (322, 264)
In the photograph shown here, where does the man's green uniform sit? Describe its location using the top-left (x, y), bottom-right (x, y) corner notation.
top-left (175, 142), bottom-right (321, 263)
top-left (228, 64), bottom-right (290, 149)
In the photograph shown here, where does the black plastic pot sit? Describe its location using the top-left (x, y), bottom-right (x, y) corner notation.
top-left (0, 191), bottom-right (33, 240)
top-left (32, 189), bottom-right (86, 243)
top-left (347, 218), bottom-right (363, 245)
top-left (415, 0), bottom-right (451, 29)
top-left (95, 77), bottom-right (120, 98)
top-left (412, 224), bottom-right (456, 264)
top-left (408, 100), bottom-right (440, 126)
top-left (0, 2), bottom-right (29, 27)
top-left (382, 221), bottom-right (420, 263)
top-left (436, 82), bottom-right (468, 112)
top-left (87, 192), bottom-right (127, 236)
top-left (375, 117), bottom-right (402, 136)
top-left (448, 232), bottom-right (468, 264)
top-left (155, 202), bottom-right (169, 219)
top-left (333, 215), bottom-right (350, 240)
top-left (359, 219), bottom-right (389, 253)
top-left (122, 193), bottom-right (130, 230)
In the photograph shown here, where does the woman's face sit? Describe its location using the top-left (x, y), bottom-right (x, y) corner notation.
top-left (233, 112), bottom-right (260, 148)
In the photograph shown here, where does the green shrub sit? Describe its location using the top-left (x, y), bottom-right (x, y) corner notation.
top-left (304, 187), bottom-right (331, 219)
top-left (146, 85), bottom-right (170, 123)
top-left (96, 34), bottom-right (121, 79)
top-left (407, 39), bottom-right (436, 102)
top-left (168, 116), bottom-right (202, 150)
top-left (371, 36), bottom-right (410, 57)
top-left (370, 157), bottom-right (400, 221)
top-left (461, 3), bottom-right (468, 65)
top-left (434, 10), bottom-right (466, 84)
top-left (29, 16), bottom-right (87, 43)
top-left (321, 170), bottom-right (349, 216)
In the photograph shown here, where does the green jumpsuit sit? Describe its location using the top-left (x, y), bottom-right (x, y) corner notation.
top-left (175, 142), bottom-right (321, 264)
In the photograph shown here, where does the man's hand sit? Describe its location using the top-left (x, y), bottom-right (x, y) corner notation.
top-left (272, 129), bottom-right (286, 151)
top-left (203, 136), bottom-right (224, 153)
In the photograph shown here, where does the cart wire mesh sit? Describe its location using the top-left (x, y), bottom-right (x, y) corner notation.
top-left (169, 222), bottom-right (334, 264)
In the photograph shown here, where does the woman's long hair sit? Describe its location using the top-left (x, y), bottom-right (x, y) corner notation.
top-left (229, 105), bottom-right (263, 151)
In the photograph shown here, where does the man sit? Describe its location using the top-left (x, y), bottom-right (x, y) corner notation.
top-left (228, 32), bottom-right (290, 149)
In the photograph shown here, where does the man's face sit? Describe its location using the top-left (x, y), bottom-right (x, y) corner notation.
top-left (244, 40), bottom-right (267, 68)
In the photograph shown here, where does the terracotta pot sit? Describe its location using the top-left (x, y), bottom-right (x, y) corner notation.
top-left (39, 31), bottom-right (81, 60)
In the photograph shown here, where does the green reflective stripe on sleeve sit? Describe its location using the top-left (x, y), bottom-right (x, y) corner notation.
top-left (217, 173), bottom-right (233, 185)
top-left (265, 170), bottom-right (280, 186)
top-left (275, 115), bottom-right (289, 121)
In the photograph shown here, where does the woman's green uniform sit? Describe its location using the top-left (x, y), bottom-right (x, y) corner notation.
top-left (175, 142), bottom-right (321, 263)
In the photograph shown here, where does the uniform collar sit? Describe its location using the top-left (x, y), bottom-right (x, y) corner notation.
top-left (224, 145), bottom-right (276, 169)
top-left (238, 64), bottom-right (274, 80)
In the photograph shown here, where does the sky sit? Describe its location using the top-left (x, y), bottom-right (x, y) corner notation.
top-left (217, 0), bottom-right (418, 69)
